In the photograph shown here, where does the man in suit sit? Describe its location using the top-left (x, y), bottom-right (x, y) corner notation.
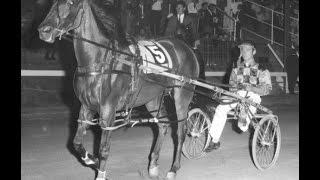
top-left (150, 0), bottom-right (164, 37)
top-left (285, 45), bottom-right (299, 94)
top-left (199, 3), bottom-right (219, 38)
top-left (164, 0), bottom-right (200, 48)
top-left (207, 3), bottom-right (219, 36)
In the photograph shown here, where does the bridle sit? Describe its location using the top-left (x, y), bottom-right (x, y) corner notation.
top-left (54, 0), bottom-right (84, 41)
top-left (53, 0), bottom-right (138, 58)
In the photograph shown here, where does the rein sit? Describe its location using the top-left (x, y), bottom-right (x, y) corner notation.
top-left (62, 31), bottom-right (138, 58)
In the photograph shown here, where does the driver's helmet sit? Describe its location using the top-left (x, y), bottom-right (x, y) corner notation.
top-left (237, 40), bottom-right (256, 50)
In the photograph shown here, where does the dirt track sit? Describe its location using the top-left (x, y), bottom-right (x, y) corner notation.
top-left (21, 96), bottom-right (299, 180)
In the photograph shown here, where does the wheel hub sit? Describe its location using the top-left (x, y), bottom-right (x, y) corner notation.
top-left (190, 130), bottom-right (201, 137)
top-left (261, 140), bottom-right (272, 146)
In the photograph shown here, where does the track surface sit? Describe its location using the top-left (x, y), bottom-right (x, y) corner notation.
top-left (21, 95), bottom-right (299, 180)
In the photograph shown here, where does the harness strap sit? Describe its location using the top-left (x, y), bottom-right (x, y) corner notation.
top-left (100, 123), bottom-right (129, 131)
top-left (77, 119), bottom-right (99, 125)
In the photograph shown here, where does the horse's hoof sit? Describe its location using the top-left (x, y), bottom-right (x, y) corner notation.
top-left (166, 172), bottom-right (176, 180)
top-left (149, 166), bottom-right (159, 177)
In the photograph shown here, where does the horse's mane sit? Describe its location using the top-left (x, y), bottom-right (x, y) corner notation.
top-left (89, 0), bottom-right (129, 47)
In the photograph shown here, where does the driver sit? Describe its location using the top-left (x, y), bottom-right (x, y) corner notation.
top-left (205, 40), bottom-right (272, 152)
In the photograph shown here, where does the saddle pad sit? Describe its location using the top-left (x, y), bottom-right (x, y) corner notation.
top-left (137, 40), bottom-right (173, 74)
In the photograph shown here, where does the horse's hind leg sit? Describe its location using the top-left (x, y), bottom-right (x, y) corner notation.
top-left (73, 105), bottom-right (98, 167)
top-left (145, 95), bottom-right (169, 178)
top-left (167, 87), bottom-right (195, 179)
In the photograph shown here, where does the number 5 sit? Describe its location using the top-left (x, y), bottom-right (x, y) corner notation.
top-left (147, 45), bottom-right (165, 63)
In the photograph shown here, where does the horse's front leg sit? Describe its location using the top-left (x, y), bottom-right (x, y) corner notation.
top-left (73, 105), bottom-right (98, 168)
top-left (96, 105), bottom-right (116, 180)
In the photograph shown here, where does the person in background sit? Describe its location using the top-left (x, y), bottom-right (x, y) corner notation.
top-left (285, 44), bottom-right (299, 94)
top-left (207, 3), bottom-right (219, 37)
top-left (165, 1), bottom-right (203, 79)
top-left (165, 0), bottom-right (200, 48)
top-left (187, 0), bottom-right (200, 33)
top-left (205, 40), bottom-right (272, 152)
top-left (233, 4), bottom-right (243, 42)
top-left (198, 2), bottom-right (210, 38)
top-left (150, 0), bottom-right (163, 37)
top-left (199, 3), bottom-right (219, 38)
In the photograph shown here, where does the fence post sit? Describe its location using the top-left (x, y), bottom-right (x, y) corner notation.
top-left (284, 0), bottom-right (292, 71)
top-left (271, 10), bottom-right (274, 44)
top-left (234, 20), bottom-right (236, 41)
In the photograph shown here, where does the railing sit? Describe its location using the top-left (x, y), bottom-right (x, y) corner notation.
top-left (198, 38), bottom-right (235, 71)
top-left (241, 0), bottom-right (299, 46)
top-left (215, 7), bottom-right (237, 41)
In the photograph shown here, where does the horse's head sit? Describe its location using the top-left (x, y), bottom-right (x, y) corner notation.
top-left (38, 0), bottom-right (84, 43)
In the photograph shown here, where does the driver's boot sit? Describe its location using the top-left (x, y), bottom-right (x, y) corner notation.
top-left (205, 141), bottom-right (220, 153)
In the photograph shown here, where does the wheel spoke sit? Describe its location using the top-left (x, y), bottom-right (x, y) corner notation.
top-left (194, 141), bottom-right (202, 156)
top-left (199, 117), bottom-right (206, 132)
top-left (192, 138), bottom-right (199, 157)
top-left (189, 137), bottom-right (195, 153)
top-left (195, 113), bottom-right (200, 123)
top-left (195, 138), bottom-right (205, 150)
top-left (188, 117), bottom-right (196, 128)
top-left (185, 138), bottom-right (192, 155)
top-left (199, 121), bottom-right (208, 134)
top-left (187, 138), bottom-right (194, 156)
top-left (191, 138), bottom-right (199, 157)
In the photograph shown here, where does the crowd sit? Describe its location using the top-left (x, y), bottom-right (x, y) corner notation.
top-left (121, 0), bottom-right (232, 42)
top-left (121, 0), bottom-right (300, 44)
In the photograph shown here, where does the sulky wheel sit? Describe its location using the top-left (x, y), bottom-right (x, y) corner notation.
top-left (182, 108), bottom-right (212, 159)
top-left (251, 115), bottom-right (281, 170)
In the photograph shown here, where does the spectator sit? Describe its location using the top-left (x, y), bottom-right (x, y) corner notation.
top-left (150, 0), bottom-right (163, 37)
top-left (137, 0), bottom-right (149, 36)
top-left (165, 1), bottom-right (204, 79)
top-left (165, 0), bottom-right (200, 48)
top-left (208, 4), bottom-right (219, 36)
top-left (136, 27), bottom-right (148, 40)
top-left (187, 0), bottom-right (201, 15)
top-left (199, 2), bottom-right (213, 37)
top-left (198, 2), bottom-right (209, 37)
top-left (199, 3), bottom-right (217, 38)
top-left (124, 0), bottom-right (139, 35)
top-left (187, 0), bottom-right (200, 33)
top-left (232, 4), bottom-right (243, 42)
top-left (285, 45), bottom-right (299, 94)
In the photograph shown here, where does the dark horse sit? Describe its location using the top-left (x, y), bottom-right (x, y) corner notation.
top-left (38, 0), bottom-right (199, 179)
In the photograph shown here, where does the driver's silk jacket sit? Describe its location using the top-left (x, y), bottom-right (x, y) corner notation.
top-left (229, 62), bottom-right (272, 96)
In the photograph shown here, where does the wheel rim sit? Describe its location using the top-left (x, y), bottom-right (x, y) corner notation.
top-left (183, 109), bottom-right (211, 159)
top-left (253, 117), bottom-right (281, 170)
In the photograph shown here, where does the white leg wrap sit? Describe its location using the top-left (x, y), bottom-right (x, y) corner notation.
top-left (149, 166), bottom-right (159, 177)
top-left (81, 151), bottom-right (95, 165)
top-left (96, 170), bottom-right (107, 180)
top-left (166, 172), bottom-right (176, 180)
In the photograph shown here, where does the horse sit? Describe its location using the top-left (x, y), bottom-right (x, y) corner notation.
top-left (38, 0), bottom-right (199, 179)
